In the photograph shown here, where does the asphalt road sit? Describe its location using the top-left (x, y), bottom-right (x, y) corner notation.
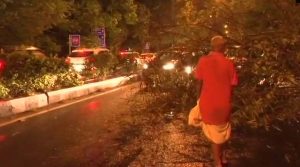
top-left (0, 83), bottom-right (139, 167)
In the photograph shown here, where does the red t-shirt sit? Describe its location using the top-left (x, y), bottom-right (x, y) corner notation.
top-left (195, 52), bottom-right (238, 125)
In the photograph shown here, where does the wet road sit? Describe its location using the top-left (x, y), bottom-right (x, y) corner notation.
top-left (0, 83), bottom-right (139, 167)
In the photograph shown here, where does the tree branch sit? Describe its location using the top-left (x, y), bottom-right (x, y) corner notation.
top-left (190, 23), bottom-right (243, 45)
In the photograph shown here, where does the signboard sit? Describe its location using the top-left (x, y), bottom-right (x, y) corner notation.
top-left (70, 35), bottom-right (80, 47)
top-left (96, 28), bottom-right (106, 47)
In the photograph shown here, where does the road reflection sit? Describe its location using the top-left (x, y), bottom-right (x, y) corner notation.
top-left (0, 135), bottom-right (7, 143)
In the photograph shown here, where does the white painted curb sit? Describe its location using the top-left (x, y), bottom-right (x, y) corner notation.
top-left (0, 75), bottom-right (137, 117)
top-left (47, 76), bottom-right (133, 104)
top-left (0, 94), bottom-right (48, 117)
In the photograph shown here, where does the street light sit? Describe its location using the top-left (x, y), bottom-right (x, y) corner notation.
top-left (224, 24), bottom-right (228, 29)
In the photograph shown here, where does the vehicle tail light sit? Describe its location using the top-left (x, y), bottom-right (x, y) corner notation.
top-left (119, 52), bottom-right (126, 58)
top-left (65, 57), bottom-right (71, 64)
top-left (0, 60), bottom-right (6, 71)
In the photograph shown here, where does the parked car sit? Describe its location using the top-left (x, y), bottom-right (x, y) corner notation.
top-left (3, 46), bottom-right (47, 58)
top-left (65, 48), bottom-right (109, 72)
top-left (115, 50), bottom-right (140, 73)
top-left (22, 46), bottom-right (46, 58)
top-left (118, 50), bottom-right (140, 65)
top-left (0, 46), bottom-right (45, 74)
top-left (136, 53), bottom-right (157, 69)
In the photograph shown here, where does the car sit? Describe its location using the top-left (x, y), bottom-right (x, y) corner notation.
top-left (65, 47), bottom-right (109, 72)
top-left (136, 53), bottom-right (157, 69)
top-left (0, 46), bottom-right (46, 75)
top-left (226, 45), bottom-right (248, 70)
top-left (118, 50), bottom-right (140, 64)
top-left (143, 49), bottom-right (201, 74)
top-left (23, 46), bottom-right (47, 58)
top-left (3, 46), bottom-right (47, 58)
top-left (140, 49), bottom-right (202, 88)
top-left (115, 50), bottom-right (140, 73)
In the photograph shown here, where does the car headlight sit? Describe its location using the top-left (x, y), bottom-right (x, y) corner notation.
top-left (143, 64), bottom-right (148, 69)
top-left (184, 66), bottom-right (192, 74)
top-left (163, 63), bottom-right (175, 70)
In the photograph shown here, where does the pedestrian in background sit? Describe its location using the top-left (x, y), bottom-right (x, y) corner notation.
top-left (194, 36), bottom-right (238, 167)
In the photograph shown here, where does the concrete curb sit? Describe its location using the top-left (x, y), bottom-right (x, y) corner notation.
top-left (0, 75), bottom-right (136, 118)
top-left (0, 94), bottom-right (48, 117)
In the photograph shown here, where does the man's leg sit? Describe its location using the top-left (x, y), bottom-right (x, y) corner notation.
top-left (221, 144), bottom-right (228, 164)
top-left (212, 143), bottom-right (223, 167)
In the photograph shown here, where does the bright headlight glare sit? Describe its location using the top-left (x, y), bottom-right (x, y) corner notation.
top-left (73, 64), bottom-right (85, 72)
top-left (143, 64), bottom-right (148, 69)
top-left (185, 66), bottom-right (192, 74)
top-left (163, 63), bottom-right (175, 70)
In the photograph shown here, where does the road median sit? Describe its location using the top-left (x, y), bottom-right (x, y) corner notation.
top-left (0, 75), bottom-right (137, 118)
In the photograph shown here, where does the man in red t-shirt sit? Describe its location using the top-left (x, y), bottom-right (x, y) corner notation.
top-left (194, 36), bottom-right (238, 167)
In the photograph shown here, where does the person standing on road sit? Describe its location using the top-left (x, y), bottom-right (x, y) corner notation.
top-left (194, 36), bottom-right (238, 167)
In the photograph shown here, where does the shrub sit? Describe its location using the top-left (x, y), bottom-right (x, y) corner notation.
top-left (231, 40), bottom-right (300, 129)
top-left (142, 68), bottom-right (198, 112)
top-left (114, 57), bottom-right (138, 76)
top-left (56, 72), bottom-right (83, 88)
top-left (1, 52), bottom-right (82, 98)
top-left (91, 51), bottom-right (118, 78)
top-left (32, 74), bottom-right (58, 92)
top-left (3, 52), bottom-right (70, 79)
top-left (80, 51), bottom-right (119, 80)
top-left (0, 82), bottom-right (9, 99)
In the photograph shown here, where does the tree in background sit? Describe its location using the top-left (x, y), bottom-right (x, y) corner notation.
top-left (121, 2), bottom-right (150, 52)
top-left (136, 0), bottom-right (179, 50)
top-left (0, 0), bottom-right (70, 46)
top-left (50, 0), bottom-right (147, 56)
top-left (101, 0), bottom-right (139, 54)
top-left (0, 0), bottom-right (149, 56)
top-left (34, 0), bottom-right (106, 56)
